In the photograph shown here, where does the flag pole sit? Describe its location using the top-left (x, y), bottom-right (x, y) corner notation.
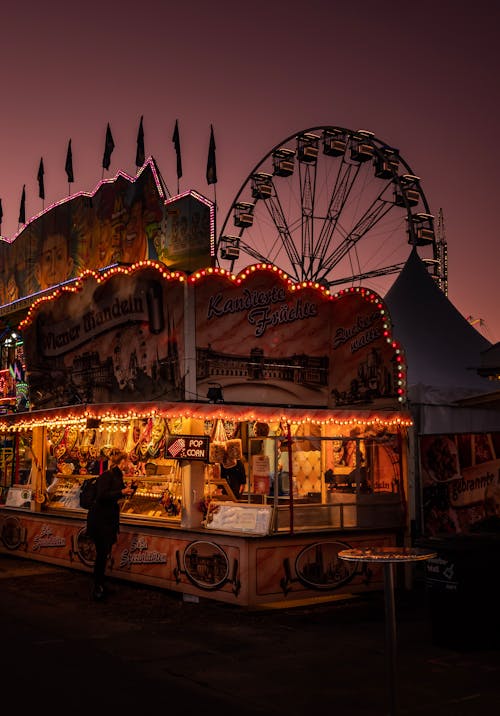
top-left (206, 123), bottom-right (218, 231)
top-left (213, 184), bottom-right (217, 242)
top-left (172, 119), bottom-right (182, 196)
top-left (65, 139), bottom-right (74, 197)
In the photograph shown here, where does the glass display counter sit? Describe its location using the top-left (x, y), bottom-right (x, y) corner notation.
top-left (45, 459), bottom-right (182, 522)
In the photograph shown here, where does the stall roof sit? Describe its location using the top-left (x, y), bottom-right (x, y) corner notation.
top-left (0, 401), bottom-right (412, 431)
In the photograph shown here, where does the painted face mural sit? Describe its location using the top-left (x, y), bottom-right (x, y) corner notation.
top-left (35, 233), bottom-right (74, 290)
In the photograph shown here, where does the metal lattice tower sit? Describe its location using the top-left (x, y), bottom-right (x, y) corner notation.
top-left (435, 208), bottom-right (448, 295)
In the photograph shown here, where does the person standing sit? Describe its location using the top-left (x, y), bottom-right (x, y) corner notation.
top-left (220, 452), bottom-right (246, 500)
top-left (86, 449), bottom-right (136, 600)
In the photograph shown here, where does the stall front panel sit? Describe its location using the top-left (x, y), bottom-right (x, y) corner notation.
top-left (0, 509), bottom-right (396, 607)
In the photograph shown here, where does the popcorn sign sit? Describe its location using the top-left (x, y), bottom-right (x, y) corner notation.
top-left (167, 436), bottom-right (210, 460)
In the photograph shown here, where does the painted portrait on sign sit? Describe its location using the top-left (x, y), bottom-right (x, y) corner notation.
top-left (0, 161), bottom-right (169, 304)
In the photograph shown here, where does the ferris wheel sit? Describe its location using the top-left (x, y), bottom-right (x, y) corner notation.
top-left (216, 126), bottom-right (446, 295)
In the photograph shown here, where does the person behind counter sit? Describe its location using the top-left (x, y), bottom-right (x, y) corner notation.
top-left (86, 449), bottom-right (137, 601)
top-left (220, 452), bottom-right (247, 500)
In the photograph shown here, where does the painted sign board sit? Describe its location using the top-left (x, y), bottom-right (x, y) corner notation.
top-left (20, 264), bottom-right (404, 411)
top-left (0, 160), bottom-right (214, 305)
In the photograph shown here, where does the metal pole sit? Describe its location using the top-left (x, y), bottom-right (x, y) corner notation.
top-left (287, 423), bottom-right (294, 534)
top-left (383, 562), bottom-right (399, 716)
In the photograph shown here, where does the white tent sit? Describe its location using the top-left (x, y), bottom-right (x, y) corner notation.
top-left (384, 248), bottom-right (500, 433)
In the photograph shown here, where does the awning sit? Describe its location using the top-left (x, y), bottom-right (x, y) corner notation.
top-left (0, 400), bottom-right (413, 432)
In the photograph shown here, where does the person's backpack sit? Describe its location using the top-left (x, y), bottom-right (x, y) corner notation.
top-left (79, 476), bottom-right (98, 510)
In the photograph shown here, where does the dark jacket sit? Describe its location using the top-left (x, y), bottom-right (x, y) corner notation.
top-left (86, 465), bottom-right (125, 543)
top-left (220, 460), bottom-right (246, 499)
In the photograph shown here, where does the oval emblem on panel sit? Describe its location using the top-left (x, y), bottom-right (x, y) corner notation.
top-left (0, 516), bottom-right (26, 550)
top-left (295, 540), bottom-right (356, 590)
top-left (74, 527), bottom-right (96, 566)
top-left (183, 540), bottom-right (230, 590)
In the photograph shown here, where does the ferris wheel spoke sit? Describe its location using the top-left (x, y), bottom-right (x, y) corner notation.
top-left (314, 161), bottom-right (361, 265)
top-left (327, 261), bottom-right (406, 287)
top-left (233, 238), bottom-right (273, 266)
top-left (318, 198), bottom-right (394, 280)
top-left (298, 163), bottom-right (317, 276)
top-left (263, 200), bottom-right (302, 271)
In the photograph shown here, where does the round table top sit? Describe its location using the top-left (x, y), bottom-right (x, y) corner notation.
top-left (338, 546), bottom-right (437, 564)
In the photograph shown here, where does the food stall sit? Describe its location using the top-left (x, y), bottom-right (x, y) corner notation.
top-left (0, 160), bottom-right (412, 607)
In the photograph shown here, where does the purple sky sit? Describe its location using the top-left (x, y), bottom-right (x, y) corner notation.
top-left (1, 1), bottom-right (499, 341)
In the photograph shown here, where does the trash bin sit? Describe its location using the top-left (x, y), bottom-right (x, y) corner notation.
top-left (422, 533), bottom-right (500, 650)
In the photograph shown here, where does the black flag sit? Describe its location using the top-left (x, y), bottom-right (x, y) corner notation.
top-left (65, 139), bottom-right (74, 183)
top-left (172, 119), bottom-right (182, 179)
top-left (206, 124), bottom-right (217, 185)
top-left (136, 115), bottom-right (145, 167)
top-left (19, 185), bottom-right (26, 224)
top-left (102, 123), bottom-right (115, 170)
top-left (37, 158), bottom-right (45, 200)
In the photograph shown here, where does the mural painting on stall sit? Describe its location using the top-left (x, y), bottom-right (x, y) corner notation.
top-left (421, 432), bottom-right (500, 535)
top-left (21, 266), bottom-right (185, 409)
top-left (255, 537), bottom-right (392, 597)
top-left (174, 539), bottom-right (240, 595)
top-left (194, 267), bottom-right (402, 409)
top-left (0, 160), bottom-right (214, 304)
top-left (156, 192), bottom-right (214, 272)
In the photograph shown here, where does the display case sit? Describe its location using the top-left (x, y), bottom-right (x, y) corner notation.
top-left (45, 459), bottom-right (182, 522)
top-left (120, 476), bottom-right (182, 520)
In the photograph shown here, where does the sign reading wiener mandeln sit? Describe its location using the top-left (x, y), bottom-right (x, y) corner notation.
top-left (194, 267), bottom-right (402, 409)
top-left (21, 265), bottom-right (185, 409)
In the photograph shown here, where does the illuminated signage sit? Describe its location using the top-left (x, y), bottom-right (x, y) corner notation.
top-left (166, 435), bottom-right (209, 460)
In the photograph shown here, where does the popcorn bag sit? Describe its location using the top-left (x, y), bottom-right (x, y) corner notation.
top-left (209, 419), bottom-right (229, 464)
top-left (209, 442), bottom-right (226, 464)
top-left (226, 438), bottom-right (242, 461)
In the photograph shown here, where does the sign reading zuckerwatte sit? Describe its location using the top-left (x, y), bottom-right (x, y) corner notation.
top-left (166, 436), bottom-right (209, 460)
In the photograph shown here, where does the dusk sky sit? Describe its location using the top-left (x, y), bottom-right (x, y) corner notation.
top-left (1, 1), bottom-right (499, 341)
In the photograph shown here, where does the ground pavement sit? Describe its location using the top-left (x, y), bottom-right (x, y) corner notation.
top-left (0, 553), bottom-right (498, 715)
